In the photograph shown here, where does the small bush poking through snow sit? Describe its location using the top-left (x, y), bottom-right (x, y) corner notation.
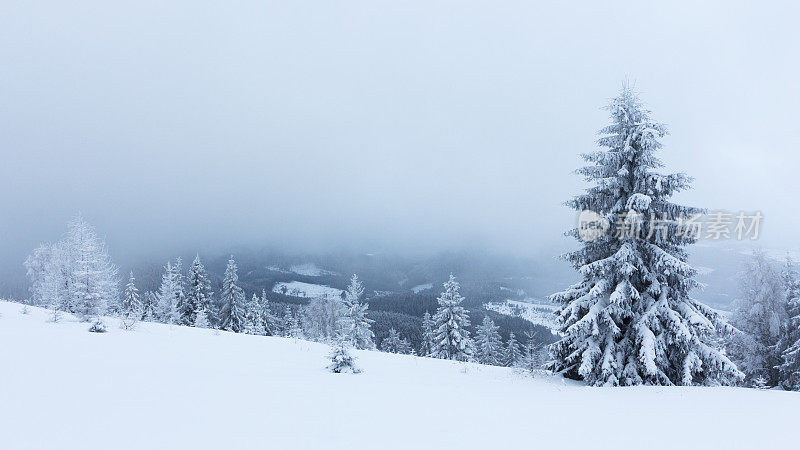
top-left (89, 319), bottom-right (108, 333)
top-left (327, 341), bottom-right (361, 374)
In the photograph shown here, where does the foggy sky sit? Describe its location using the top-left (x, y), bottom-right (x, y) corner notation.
top-left (2, 1), bottom-right (799, 275)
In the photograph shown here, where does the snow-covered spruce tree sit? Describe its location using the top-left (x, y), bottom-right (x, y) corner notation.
top-left (218, 256), bottom-right (246, 333)
top-left (171, 258), bottom-right (187, 323)
top-left (341, 274), bottom-right (375, 349)
top-left (431, 274), bottom-right (474, 362)
top-left (549, 86), bottom-right (741, 386)
top-left (728, 250), bottom-right (787, 386)
top-left (245, 293), bottom-right (265, 335)
top-left (156, 261), bottom-right (180, 324)
top-left (475, 316), bottom-right (504, 365)
top-left (141, 291), bottom-right (157, 322)
top-left (380, 328), bottom-right (412, 354)
top-left (420, 311), bottom-right (435, 357)
top-left (183, 255), bottom-right (214, 327)
top-left (121, 271), bottom-right (142, 318)
top-left (327, 339), bottom-right (361, 374)
top-left (504, 332), bottom-right (523, 367)
top-left (518, 334), bottom-right (540, 375)
top-left (286, 309), bottom-right (304, 340)
top-left (259, 289), bottom-right (277, 336)
top-left (194, 306), bottom-right (210, 329)
top-left (65, 215), bottom-right (120, 321)
top-left (777, 258), bottom-right (800, 390)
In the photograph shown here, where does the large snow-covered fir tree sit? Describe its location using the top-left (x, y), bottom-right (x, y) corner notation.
top-left (728, 250), bottom-right (787, 386)
top-left (218, 256), bottom-right (246, 333)
top-left (183, 255), bottom-right (214, 326)
top-left (475, 316), bottom-right (503, 366)
top-left (777, 258), bottom-right (800, 390)
top-left (121, 271), bottom-right (142, 319)
top-left (340, 274), bottom-right (375, 349)
top-left (431, 274), bottom-right (474, 362)
top-left (548, 86), bottom-right (742, 386)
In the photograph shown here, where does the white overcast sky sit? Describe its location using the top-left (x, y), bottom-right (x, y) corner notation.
top-left (1, 1), bottom-right (799, 272)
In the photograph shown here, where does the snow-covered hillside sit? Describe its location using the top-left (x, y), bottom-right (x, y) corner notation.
top-left (272, 280), bottom-right (343, 299)
top-left (485, 299), bottom-right (559, 333)
top-left (1, 300), bottom-right (797, 450)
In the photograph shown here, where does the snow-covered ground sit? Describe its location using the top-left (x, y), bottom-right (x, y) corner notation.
top-left (485, 299), bottom-right (560, 333)
top-left (1, 300), bottom-right (798, 450)
top-left (272, 280), bottom-right (343, 299)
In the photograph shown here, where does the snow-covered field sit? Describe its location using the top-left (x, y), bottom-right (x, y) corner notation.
top-left (272, 280), bottom-right (343, 299)
top-left (485, 299), bottom-right (560, 332)
top-left (1, 300), bottom-right (797, 450)
top-left (267, 263), bottom-right (338, 277)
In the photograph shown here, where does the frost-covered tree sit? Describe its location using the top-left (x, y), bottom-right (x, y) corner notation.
top-left (259, 289), bottom-right (277, 336)
top-left (66, 215), bottom-right (120, 320)
top-left (121, 271), bottom-right (142, 319)
top-left (341, 274), bottom-right (375, 349)
top-left (778, 258), bottom-right (800, 390)
top-left (381, 328), bottom-right (412, 354)
top-left (549, 86), bottom-right (742, 386)
top-left (504, 332), bottom-right (523, 367)
top-left (245, 293), bottom-right (265, 335)
top-left (728, 250), bottom-right (787, 386)
top-left (303, 295), bottom-right (346, 343)
top-left (218, 256), bottom-right (246, 333)
top-left (184, 255), bottom-right (214, 326)
top-left (24, 243), bottom-right (64, 308)
top-left (517, 333), bottom-right (540, 375)
top-left (25, 216), bottom-right (119, 319)
top-left (475, 316), bottom-right (503, 365)
top-left (420, 311), bottom-right (435, 357)
top-left (141, 291), bottom-right (157, 322)
top-left (171, 258), bottom-right (187, 323)
top-left (194, 306), bottom-right (210, 329)
top-left (431, 274), bottom-right (474, 362)
top-left (156, 261), bottom-right (181, 324)
top-left (285, 307), bottom-right (304, 340)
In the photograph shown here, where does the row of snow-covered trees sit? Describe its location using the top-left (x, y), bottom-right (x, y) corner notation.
top-left (24, 224), bottom-right (542, 369)
top-left (726, 251), bottom-right (800, 390)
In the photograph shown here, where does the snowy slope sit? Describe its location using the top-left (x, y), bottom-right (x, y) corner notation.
top-left (1, 301), bottom-right (797, 450)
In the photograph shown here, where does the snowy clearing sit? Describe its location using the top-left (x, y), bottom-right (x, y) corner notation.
top-left (272, 280), bottom-right (343, 299)
top-left (267, 263), bottom-right (338, 277)
top-left (1, 301), bottom-right (797, 450)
